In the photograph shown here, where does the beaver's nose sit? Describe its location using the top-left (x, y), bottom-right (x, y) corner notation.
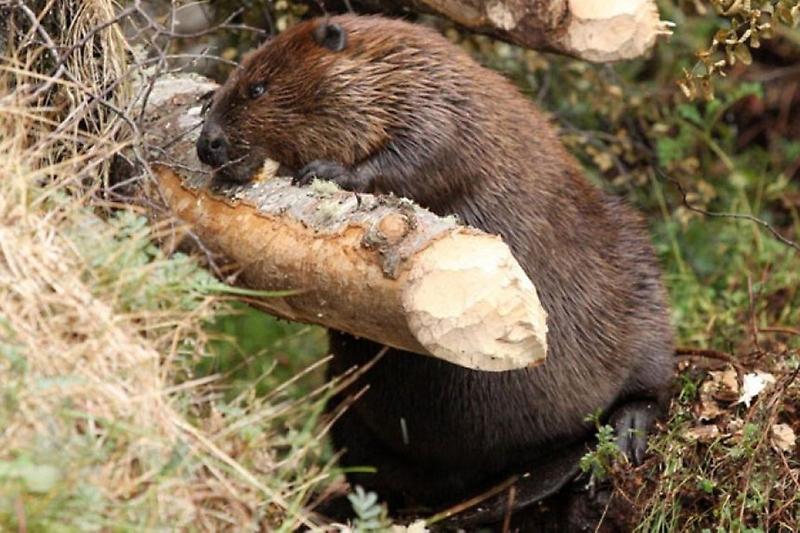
top-left (197, 121), bottom-right (230, 168)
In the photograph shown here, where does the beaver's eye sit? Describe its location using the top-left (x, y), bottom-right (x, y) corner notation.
top-left (248, 82), bottom-right (266, 100)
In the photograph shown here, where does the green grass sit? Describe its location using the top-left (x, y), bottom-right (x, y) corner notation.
top-left (202, 305), bottom-right (327, 398)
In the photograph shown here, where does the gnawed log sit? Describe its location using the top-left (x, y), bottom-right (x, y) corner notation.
top-left (303, 0), bottom-right (673, 62)
top-left (139, 76), bottom-right (548, 372)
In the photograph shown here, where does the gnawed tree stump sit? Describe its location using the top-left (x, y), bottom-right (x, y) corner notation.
top-left (137, 76), bottom-right (548, 372)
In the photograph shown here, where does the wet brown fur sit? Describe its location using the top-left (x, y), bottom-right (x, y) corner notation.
top-left (202, 14), bottom-right (674, 526)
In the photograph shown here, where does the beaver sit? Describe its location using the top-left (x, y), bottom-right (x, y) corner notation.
top-left (197, 14), bottom-right (674, 529)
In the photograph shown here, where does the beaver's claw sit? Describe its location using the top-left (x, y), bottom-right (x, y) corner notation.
top-left (609, 400), bottom-right (660, 465)
top-left (293, 160), bottom-right (353, 188)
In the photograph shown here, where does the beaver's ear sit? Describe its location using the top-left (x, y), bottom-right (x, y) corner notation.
top-left (312, 22), bottom-right (347, 52)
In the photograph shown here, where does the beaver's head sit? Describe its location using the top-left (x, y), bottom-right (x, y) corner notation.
top-left (197, 15), bottom-right (452, 183)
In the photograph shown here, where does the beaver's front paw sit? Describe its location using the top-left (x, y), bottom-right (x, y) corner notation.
top-left (293, 160), bottom-right (356, 189)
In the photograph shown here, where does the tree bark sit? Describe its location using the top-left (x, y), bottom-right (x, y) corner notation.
top-left (137, 76), bottom-right (548, 372)
top-left (305, 0), bottom-right (672, 62)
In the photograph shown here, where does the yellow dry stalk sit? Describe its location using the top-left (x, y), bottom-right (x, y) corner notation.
top-left (0, 3), bottom-right (326, 529)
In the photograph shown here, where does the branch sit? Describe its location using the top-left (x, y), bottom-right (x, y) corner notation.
top-left (309, 0), bottom-right (673, 62)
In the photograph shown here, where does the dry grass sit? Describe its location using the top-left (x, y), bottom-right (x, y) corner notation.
top-left (3, 2), bottom-right (797, 532)
top-left (0, 2), bottom-right (338, 530)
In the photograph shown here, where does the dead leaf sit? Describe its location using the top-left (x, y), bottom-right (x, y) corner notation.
top-left (737, 372), bottom-right (776, 407)
top-left (684, 425), bottom-right (721, 443)
top-left (771, 423), bottom-right (796, 452)
top-left (697, 366), bottom-right (739, 420)
top-left (717, 368), bottom-right (739, 394)
top-left (697, 399), bottom-right (724, 421)
top-left (702, 367), bottom-right (739, 402)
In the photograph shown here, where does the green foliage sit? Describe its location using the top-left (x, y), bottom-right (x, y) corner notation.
top-left (579, 424), bottom-right (622, 481)
top-left (202, 304), bottom-right (327, 398)
top-left (0, 458), bottom-right (61, 494)
top-left (68, 209), bottom-right (217, 315)
top-left (580, 411), bottom-right (624, 481)
top-left (678, 372), bottom-right (702, 403)
top-left (347, 486), bottom-right (392, 532)
top-left (659, 215), bottom-right (799, 349)
top-left (655, 82), bottom-right (763, 167)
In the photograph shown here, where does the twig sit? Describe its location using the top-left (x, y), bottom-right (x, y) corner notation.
top-left (747, 275), bottom-right (762, 354)
top-left (675, 346), bottom-right (745, 371)
top-left (594, 493), bottom-right (612, 533)
top-left (501, 485), bottom-right (516, 533)
top-left (425, 475), bottom-right (519, 525)
top-left (758, 326), bottom-right (800, 337)
top-left (658, 168), bottom-right (800, 253)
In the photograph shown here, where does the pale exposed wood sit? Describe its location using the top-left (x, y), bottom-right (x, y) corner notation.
top-left (139, 77), bottom-right (548, 371)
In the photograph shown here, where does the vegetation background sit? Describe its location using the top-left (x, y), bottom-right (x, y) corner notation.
top-left (0, 0), bottom-right (798, 531)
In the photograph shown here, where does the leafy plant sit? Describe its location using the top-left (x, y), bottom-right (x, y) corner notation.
top-left (678, 0), bottom-right (800, 99)
top-left (347, 485), bottom-right (392, 532)
top-left (580, 411), bottom-right (624, 481)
